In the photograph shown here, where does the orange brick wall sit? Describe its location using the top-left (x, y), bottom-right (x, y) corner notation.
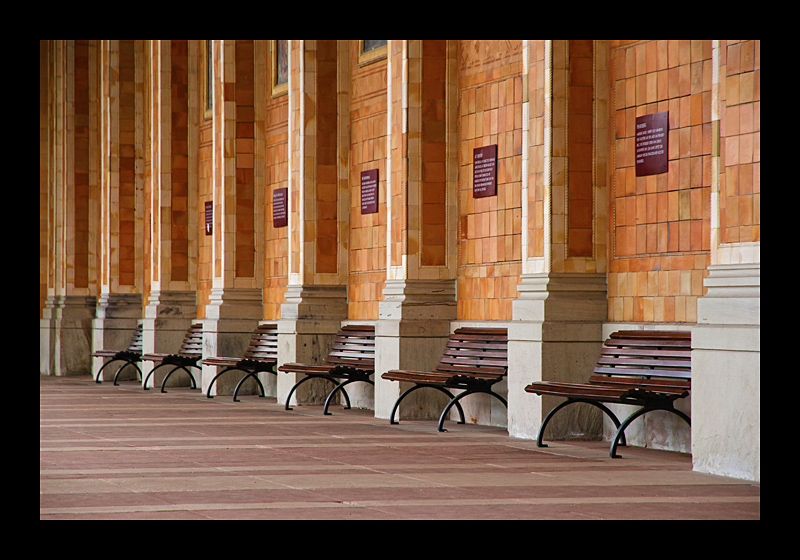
top-left (73, 40), bottom-right (91, 289)
top-left (420, 40), bottom-right (448, 267)
top-left (118, 40), bottom-right (137, 288)
top-left (457, 40), bottom-right (523, 321)
top-left (263, 47), bottom-right (289, 320)
top-left (388, 41), bottom-right (404, 270)
top-left (170, 40), bottom-right (190, 283)
top-left (527, 40), bottom-right (547, 262)
top-left (234, 40), bottom-right (256, 279)
top-left (43, 40), bottom-right (758, 328)
top-left (348, 42), bottom-right (387, 320)
top-left (568, 40), bottom-right (594, 258)
top-left (608, 40), bottom-right (712, 323)
top-left (197, 117), bottom-right (213, 317)
top-left (720, 40), bottom-right (760, 245)
top-left (315, 41), bottom-right (339, 275)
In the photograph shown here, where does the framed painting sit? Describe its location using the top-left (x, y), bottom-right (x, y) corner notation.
top-left (272, 40), bottom-right (288, 97)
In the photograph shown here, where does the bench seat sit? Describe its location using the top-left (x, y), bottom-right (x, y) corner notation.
top-left (381, 328), bottom-right (508, 432)
top-left (525, 331), bottom-right (691, 458)
top-left (278, 325), bottom-right (375, 415)
top-left (201, 324), bottom-right (278, 401)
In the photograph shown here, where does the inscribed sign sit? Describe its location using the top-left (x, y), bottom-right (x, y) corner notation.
top-left (272, 188), bottom-right (288, 228)
top-left (204, 201), bottom-right (213, 235)
top-left (473, 145), bottom-right (497, 198)
top-left (361, 169), bottom-right (379, 214)
top-left (635, 111), bottom-right (669, 176)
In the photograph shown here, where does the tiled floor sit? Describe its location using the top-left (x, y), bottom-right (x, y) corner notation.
top-left (40, 375), bottom-right (760, 520)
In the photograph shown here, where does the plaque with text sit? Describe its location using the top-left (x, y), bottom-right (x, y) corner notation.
top-left (272, 187), bottom-right (288, 228)
top-left (361, 169), bottom-right (379, 214)
top-left (473, 144), bottom-right (497, 198)
top-left (204, 201), bottom-right (213, 235)
top-left (635, 111), bottom-right (669, 176)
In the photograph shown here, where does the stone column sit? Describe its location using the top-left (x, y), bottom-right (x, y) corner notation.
top-left (277, 40), bottom-right (349, 406)
top-left (93, 40), bottom-right (145, 380)
top-left (373, 41), bottom-right (460, 420)
top-left (200, 40), bottom-right (265, 396)
top-left (141, 40), bottom-right (200, 388)
top-left (41, 40), bottom-right (101, 376)
top-left (691, 41), bottom-right (760, 482)
top-left (508, 41), bottom-right (608, 440)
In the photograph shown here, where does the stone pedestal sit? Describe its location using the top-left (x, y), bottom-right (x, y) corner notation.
top-left (40, 295), bottom-right (97, 376)
top-left (202, 288), bottom-right (263, 396)
top-left (374, 279), bottom-right (457, 420)
top-left (692, 263), bottom-right (760, 481)
top-left (278, 284), bottom-right (348, 406)
top-left (508, 273), bottom-right (607, 440)
top-left (141, 290), bottom-right (197, 388)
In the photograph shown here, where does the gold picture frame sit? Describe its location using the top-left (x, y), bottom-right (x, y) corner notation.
top-left (358, 40), bottom-right (387, 66)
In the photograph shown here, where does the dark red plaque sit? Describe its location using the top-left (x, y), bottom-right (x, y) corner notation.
top-left (473, 145), bottom-right (497, 198)
top-left (361, 169), bottom-right (379, 214)
top-left (635, 111), bottom-right (669, 176)
top-left (272, 187), bottom-right (288, 228)
top-left (204, 201), bottom-right (213, 235)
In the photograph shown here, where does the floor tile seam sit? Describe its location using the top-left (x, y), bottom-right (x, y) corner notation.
top-left (40, 420), bottom-right (343, 426)
top-left (40, 417), bottom-right (475, 427)
top-left (39, 435), bottom-right (455, 444)
top-left (38, 461), bottom-right (618, 476)
top-left (39, 495), bottom-right (761, 517)
top-left (39, 440), bottom-right (526, 452)
top-left (40, 470), bottom-right (738, 494)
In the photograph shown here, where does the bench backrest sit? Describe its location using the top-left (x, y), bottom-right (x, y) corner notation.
top-left (593, 331), bottom-right (691, 388)
top-left (434, 328), bottom-right (508, 378)
top-left (128, 324), bottom-right (144, 353)
top-left (177, 323), bottom-right (204, 356)
top-left (325, 325), bottom-right (375, 370)
top-left (242, 323), bottom-right (279, 362)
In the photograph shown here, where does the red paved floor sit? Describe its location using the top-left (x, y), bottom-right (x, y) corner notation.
top-left (40, 375), bottom-right (760, 520)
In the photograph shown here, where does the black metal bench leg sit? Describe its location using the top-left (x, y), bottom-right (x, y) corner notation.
top-left (536, 399), bottom-right (573, 447)
top-left (206, 366), bottom-right (240, 398)
top-left (322, 378), bottom-right (374, 415)
top-left (389, 385), bottom-right (466, 426)
top-left (161, 365), bottom-right (199, 393)
top-left (610, 405), bottom-right (690, 458)
top-left (610, 407), bottom-right (650, 458)
top-left (142, 363), bottom-right (169, 390)
top-left (113, 361), bottom-right (142, 386)
top-left (285, 375), bottom-right (340, 411)
top-left (537, 398), bottom-right (626, 449)
top-left (437, 389), bottom-right (507, 433)
top-left (94, 359), bottom-right (117, 383)
top-left (232, 371), bottom-right (267, 402)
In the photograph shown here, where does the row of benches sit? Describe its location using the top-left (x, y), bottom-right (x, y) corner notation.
top-left (93, 324), bottom-right (692, 458)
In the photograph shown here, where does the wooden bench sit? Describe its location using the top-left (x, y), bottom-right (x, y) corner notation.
top-left (141, 323), bottom-right (203, 393)
top-left (92, 324), bottom-right (144, 385)
top-left (381, 327), bottom-right (508, 432)
top-left (278, 325), bottom-right (375, 415)
top-left (201, 324), bottom-right (278, 401)
top-left (525, 331), bottom-right (691, 458)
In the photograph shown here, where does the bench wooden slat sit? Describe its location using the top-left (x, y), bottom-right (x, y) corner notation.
top-left (592, 366), bottom-right (691, 378)
top-left (588, 375), bottom-right (690, 391)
